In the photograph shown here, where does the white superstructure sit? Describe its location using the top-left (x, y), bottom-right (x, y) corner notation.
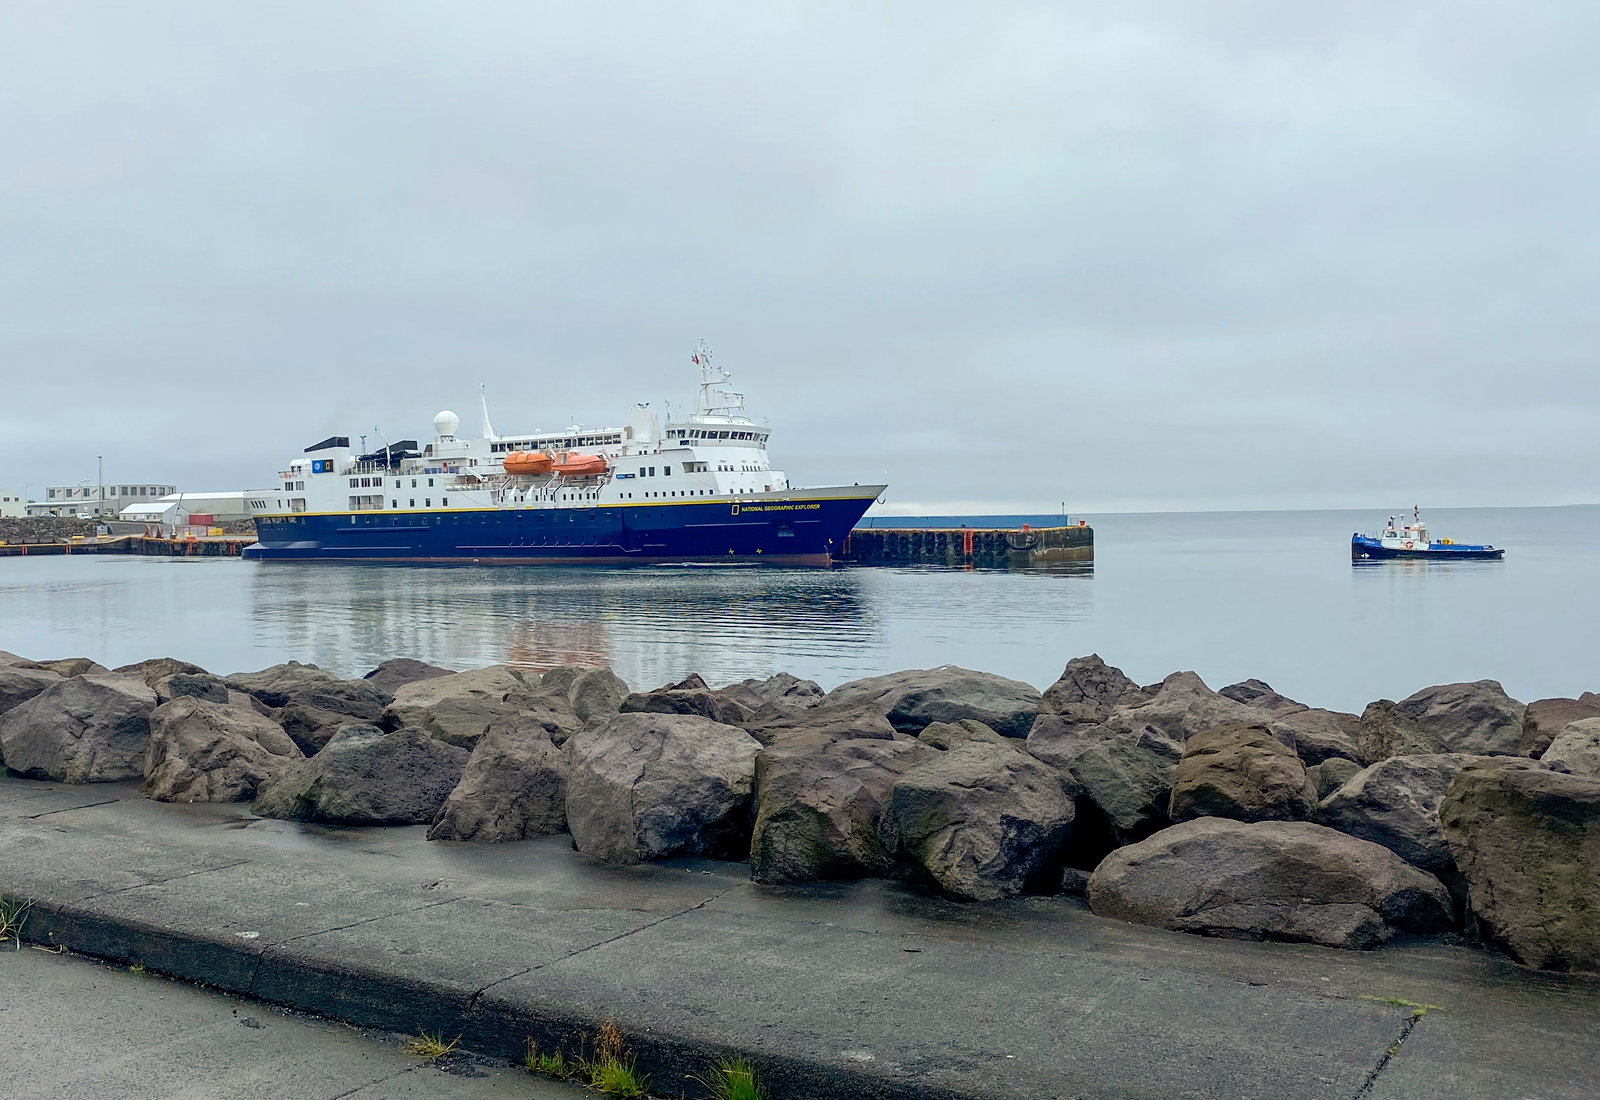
top-left (248, 346), bottom-right (797, 519)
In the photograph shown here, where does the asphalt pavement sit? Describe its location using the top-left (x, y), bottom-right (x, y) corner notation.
top-left (2, 774), bottom-right (1597, 1099)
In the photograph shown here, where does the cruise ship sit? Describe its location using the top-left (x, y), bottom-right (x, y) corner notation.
top-left (242, 348), bottom-right (884, 564)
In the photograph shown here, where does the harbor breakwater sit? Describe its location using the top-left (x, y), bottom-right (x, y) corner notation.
top-left (1, 648), bottom-right (1597, 974)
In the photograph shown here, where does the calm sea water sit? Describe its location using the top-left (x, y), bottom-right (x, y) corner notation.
top-left (2, 506), bottom-right (1595, 714)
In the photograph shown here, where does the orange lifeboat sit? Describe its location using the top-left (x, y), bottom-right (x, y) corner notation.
top-left (553, 451), bottom-right (608, 477)
top-left (503, 451), bottom-right (553, 476)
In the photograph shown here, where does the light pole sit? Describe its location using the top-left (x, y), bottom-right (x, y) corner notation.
top-left (97, 456), bottom-right (104, 518)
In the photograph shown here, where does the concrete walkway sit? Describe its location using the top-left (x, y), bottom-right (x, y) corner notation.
top-left (2, 947), bottom-right (588, 1100)
top-left (3, 774), bottom-right (1597, 1100)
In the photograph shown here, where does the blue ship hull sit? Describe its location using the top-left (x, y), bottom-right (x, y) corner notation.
top-left (243, 493), bottom-right (875, 564)
top-left (1351, 534), bottom-right (1504, 561)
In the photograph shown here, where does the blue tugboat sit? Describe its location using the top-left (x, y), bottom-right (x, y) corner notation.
top-left (1351, 507), bottom-right (1504, 561)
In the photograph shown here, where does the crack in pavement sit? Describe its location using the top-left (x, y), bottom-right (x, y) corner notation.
top-left (462, 881), bottom-right (748, 1011)
top-left (25, 798), bottom-right (124, 818)
top-left (1350, 1011), bottom-right (1424, 1099)
top-left (534, 880), bottom-right (745, 972)
top-left (73, 858), bottom-right (257, 902)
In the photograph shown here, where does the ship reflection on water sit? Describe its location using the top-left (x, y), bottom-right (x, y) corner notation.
top-left (248, 562), bottom-right (885, 689)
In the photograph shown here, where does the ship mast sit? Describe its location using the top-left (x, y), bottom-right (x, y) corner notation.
top-left (692, 341), bottom-right (744, 418)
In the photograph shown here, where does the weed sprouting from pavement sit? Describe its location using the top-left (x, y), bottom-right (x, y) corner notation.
top-left (403, 1031), bottom-right (461, 1060)
top-left (524, 1022), bottom-right (644, 1095)
top-left (696, 1055), bottom-right (766, 1100)
top-left (0, 896), bottom-right (32, 950)
top-left (587, 1054), bottom-right (645, 1097)
top-left (523, 1039), bottom-right (573, 1079)
top-left (1359, 994), bottom-right (1445, 1020)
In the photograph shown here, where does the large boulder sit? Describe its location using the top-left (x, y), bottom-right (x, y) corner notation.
top-left (1441, 761), bottom-right (1600, 972)
top-left (723, 672), bottom-right (826, 719)
top-left (1058, 725), bottom-right (1183, 846)
top-left (749, 736), bottom-right (930, 884)
top-left (14, 657), bottom-right (108, 679)
top-left (1317, 754), bottom-right (1484, 876)
top-left (1394, 680), bottom-right (1526, 756)
top-left (251, 724), bottom-right (468, 825)
top-left (1355, 700), bottom-right (1446, 765)
top-left (152, 672), bottom-right (231, 706)
top-left (427, 725), bottom-right (568, 842)
top-left (918, 719), bottom-right (1008, 750)
top-left (141, 698), bottom-right (303, 803)
top-left (742, 701), bottom-right (899, 747)
top-left (880, 741), bottom-right (1074, 901)
top-left (1309, 757), bottom-right (1362, 801)
top-left (565, 713), bottom-right (762, 864)
top-left (1167, 723), bottom-right (1317, 824)
top-left (568, 666), bottom-right (631, 726)
top-left (361, 658), bottom-right (453, 695)
top-left (1038, 655), bottom-right (1150, 723)
top-left (0, 673), bottom-right (157, 782)
top-left (1107, 672), bottom-right (1355, 765)
top-left (1105, 672), bottom-right (1242, 743)
top-left (114, 657), bottom-right (207, 690)
top-left (380, 665), bottom-right (529, 750)
top-left (1218, 679), bottom-right (1306, 715)
top-left (824, 666), bottom-right (1042, 739)
top-left (223, 661), bottom-right (343, 707)
top-left (1520, 697), bottom-right (1600, 759)
top-left (495, 689), bottom-right (587, 747)
top-left (278, 678), bottom-right (392, 756)
top-left (0, 665), bottom-right (63, 717)
top-left (1271, 708), bottom-right (1360, 766)
top-left (620, 675), bottom-right (755, 726)
top-left (1541, 718), bottom-right (1600, 778)
top-left (1088, 818), bottom-right (1452, 949)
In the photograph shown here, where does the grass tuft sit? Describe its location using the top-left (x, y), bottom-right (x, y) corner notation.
top-left (696, 1055), bottom-right (766, 1100)
top-left (129, 962), bottom-right (146, 973)
top-left (403, 1031), bottom-right (461, 1060)
top-left (523, 1039), bottom-right (575, 1079)
top-left (527, 1022), bottom-right (645, 1095)
top-left (0, 896), bottom-right (32, 950)
top-left (580, 1021), bottom-right (647, 1096)
top-left (587, 1054), bottom-right (646, 1096)
top-left (1358, 994), bottom-right (1445, 1019)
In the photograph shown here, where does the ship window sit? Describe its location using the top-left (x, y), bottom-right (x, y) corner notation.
top-left (649, 467), bottom-right (655, 476)
top-left (411, 479), bottom-right (417, 488)
top-left (663, 466), bottom-right (671, 476)
top-left (428, 478), bottom-right (434, 488)
top-left (409, 499), bottom-right (415, 507)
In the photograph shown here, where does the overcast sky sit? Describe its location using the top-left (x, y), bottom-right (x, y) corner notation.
top-left (3, 2), bottom-right (1596, 514)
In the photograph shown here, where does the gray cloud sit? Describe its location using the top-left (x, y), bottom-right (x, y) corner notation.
top-left (3, 1), bottom-right (1596, 511)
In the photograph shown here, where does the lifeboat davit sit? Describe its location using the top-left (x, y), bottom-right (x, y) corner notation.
top-left (553, 451), bottom-right (608, 477)
top-left (503, 451), bottom-right (553, 476)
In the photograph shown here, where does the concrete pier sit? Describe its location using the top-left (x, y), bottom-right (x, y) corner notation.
top-left (0, 535), bottom-right (255, 558)
top-left (840, 523), bottom-right (1092, 567)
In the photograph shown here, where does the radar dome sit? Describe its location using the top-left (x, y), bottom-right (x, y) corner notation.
top-left (433, 410), bottom-right (460, 439)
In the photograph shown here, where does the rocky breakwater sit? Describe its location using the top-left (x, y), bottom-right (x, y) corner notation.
top-left (3, 647), bottom-right (1598, 973)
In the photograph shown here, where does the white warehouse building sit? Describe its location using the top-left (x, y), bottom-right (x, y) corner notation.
top-left (28, 481), bottom-right (178, 518)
